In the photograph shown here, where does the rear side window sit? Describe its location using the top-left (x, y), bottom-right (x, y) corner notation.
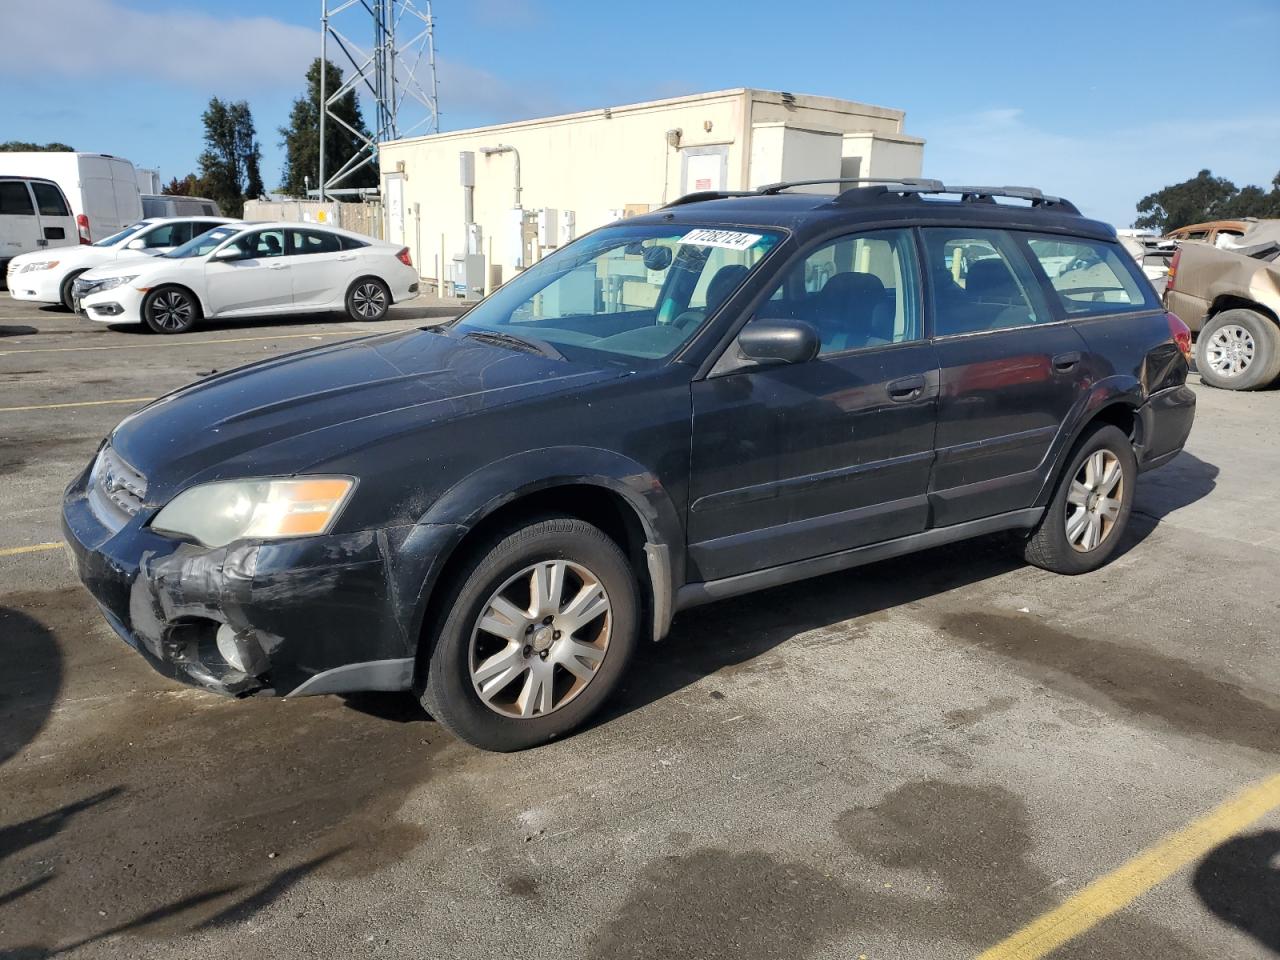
top-left (1024, 236), bottom-right (1157, 315)
top-left (0, 181), bottom-right (35, 216)
top-left (921, 228), bottom-right (1050, 336)
top-left (31, 182), bottom-right (70, 217)
top-left (201, 204), bottom-right (216, 215)
top-left (339, 235), bottom-right (370, 250)
top-left (289, 229), bottom-right (342, 255)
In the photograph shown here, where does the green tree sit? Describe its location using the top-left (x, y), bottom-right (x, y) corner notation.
top-left (197, 97), bottom-right (264, 218)
top-left (278, 58), bottom-right (376, 197)
top-left (1135, 169), bottom-right (1280, 231)
top-left (0, 141), bottom-right (75, 152)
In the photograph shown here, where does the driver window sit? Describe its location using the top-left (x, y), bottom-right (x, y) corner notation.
top-left (758, 228), bottom-right (921, 355)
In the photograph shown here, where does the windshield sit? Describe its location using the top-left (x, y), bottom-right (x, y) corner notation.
top-left (454, 223), bottom-right (782, 364)
top-left (164, 225), bottom-right (240, 259)
top-left (93, 222), bottom-right (150, 248)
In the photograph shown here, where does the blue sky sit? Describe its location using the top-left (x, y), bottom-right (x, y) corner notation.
top-left (2, 0), bottom-right (1278, 225)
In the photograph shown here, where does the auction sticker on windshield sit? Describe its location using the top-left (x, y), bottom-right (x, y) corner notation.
top-left (680, 228), bottom-right (764, 251)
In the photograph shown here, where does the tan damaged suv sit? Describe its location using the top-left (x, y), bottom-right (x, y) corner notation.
top-left (1164, 220), bottom-right (1280, 390)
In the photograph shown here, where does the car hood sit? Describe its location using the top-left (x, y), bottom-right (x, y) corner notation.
top-left (80, 255), bottom-right (197, 282)
top-left (108, 327), bottom-right (622, 498)
top-left (9, 245), bottom-right (105, 271)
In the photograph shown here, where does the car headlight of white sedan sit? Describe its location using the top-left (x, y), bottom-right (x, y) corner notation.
top-left (151, 477), bottom-right (356, 548)
top-left (19, 260), bottom-right (62, 273)
top-left (80, 274), bottom-right (139, 294)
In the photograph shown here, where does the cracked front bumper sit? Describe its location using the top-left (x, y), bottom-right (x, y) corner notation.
top-left (62, 467), bottom-right (458, 697)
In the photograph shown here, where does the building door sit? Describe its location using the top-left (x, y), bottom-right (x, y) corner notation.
top-left (384, 174), bottom-right (405, 246)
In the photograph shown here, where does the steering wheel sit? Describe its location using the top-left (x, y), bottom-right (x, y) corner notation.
top-left (670, 310), bottom-right (705, 330)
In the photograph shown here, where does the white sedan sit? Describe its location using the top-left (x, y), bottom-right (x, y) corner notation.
top-left (75, 222), bottom-right (421, 333)
top-left (7, 216), bottom-right (236, 310)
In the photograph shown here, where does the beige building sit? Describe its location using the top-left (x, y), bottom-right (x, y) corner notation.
top-left (378, 88), bottom-right (924, 291)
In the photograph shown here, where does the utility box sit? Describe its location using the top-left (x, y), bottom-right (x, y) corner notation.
top-left (537, 208), bottom-right (558, 248)
top-left (451, 253), bottom-right (485, 300)
top-left (559, 210), bottom-right (576, 245)
top-left (466, 222), bottom-right (483, 256)
top-left (459, 151), bottom-right (475, 187)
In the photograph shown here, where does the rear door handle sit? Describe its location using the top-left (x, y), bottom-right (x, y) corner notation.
top-left (1053, 351), bottom-right (1082, 371)
top-left (887, 375), bottom-right (927, 401)
top-left (268, 262), bottom-right (289, 270)
top-left (338, 254), bottom-right (356, 262)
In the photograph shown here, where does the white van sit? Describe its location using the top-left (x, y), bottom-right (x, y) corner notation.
top-left (0, 153), bottom-right (144, 245)
top-left (1, 176), bottom-right (78, 287)
top-left (141, 195), bottom-right (223, 218)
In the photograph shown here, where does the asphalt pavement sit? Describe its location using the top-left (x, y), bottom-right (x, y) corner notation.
top-left (1, 293), bottom-right (1277, 959)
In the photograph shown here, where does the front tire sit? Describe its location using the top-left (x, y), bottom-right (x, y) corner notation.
top-left (420, 517), bottom-right (639, 751)
top-left (60, 270), bottom-right (87, 312)
top-left (143, 286), bottom-right (200, 334)
top-left (1022, 424), bottom-right (1136, 575)
top-left (346, 278), bottom-right (390, 322)
top-left (1195, 308), bottom-right (1280, 391)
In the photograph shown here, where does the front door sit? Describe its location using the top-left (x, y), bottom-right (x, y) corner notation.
top-left (688, 228), bottom-right (939, 582)
top-left (203, 228), bottom-right (293, 316)
top-left (922, 227), bottom-right (1091, 526)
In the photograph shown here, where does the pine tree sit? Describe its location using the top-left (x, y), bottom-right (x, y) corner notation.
top-left (279, 58), bottom-right (376, 197)
top-left (197, 97), bottom-right (263, 218)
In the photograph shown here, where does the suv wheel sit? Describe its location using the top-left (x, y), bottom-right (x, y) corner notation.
top-left (420, 517), bottom-right (639, 751)
top-left (1195, 308), bottom-right (1280, 391)
top-left (346, 278), bottom-right (390, 321)
top-left (60, 270), bottom-right (87, 312)
top-left (143, 286), bottom-right (200, 334)
top-left (1022, 424), bottom-right (1136, 575)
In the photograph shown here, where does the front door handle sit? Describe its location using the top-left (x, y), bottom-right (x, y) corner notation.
top-left (268, 262), bottom-right (289, 270)
top-left (887, 374), bottom-right (926, 401)
top-left (1053, 351), bottom-right (1082, 372)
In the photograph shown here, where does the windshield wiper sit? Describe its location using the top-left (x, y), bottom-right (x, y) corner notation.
top-left (464, 329), bottom-right (565, 361)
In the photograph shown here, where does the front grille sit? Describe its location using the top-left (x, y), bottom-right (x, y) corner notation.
top-left (87, 445), bottom-right (148, 531)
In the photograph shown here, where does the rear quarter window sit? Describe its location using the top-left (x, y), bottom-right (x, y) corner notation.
top-left (1024, 235), bottom-right (1158, 316)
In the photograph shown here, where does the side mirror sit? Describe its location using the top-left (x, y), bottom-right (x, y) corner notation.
top-left (212, 245), bottom-right (244, 262)
top-left (126, 238), bottom-right (147, 250)
top-left (736, 318), bottom-right (820, 366)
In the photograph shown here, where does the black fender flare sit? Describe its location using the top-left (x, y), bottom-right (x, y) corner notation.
top-left (1033, 374), bottom-right (1143, 507)
top-left (398, 446), bottom-right (685, 651)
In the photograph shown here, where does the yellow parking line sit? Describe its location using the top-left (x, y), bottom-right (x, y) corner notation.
top-left (976, 772), bottom-right (1280, 960)
top-left (0, 396), bottom-right (154, 413)
top-left (0, 541), bottom-right (62, 557)
top-left (0, 330), bottom-right (358, 356)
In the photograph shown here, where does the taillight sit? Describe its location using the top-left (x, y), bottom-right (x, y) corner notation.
top-left (396, 247), bottom-right (412, 267)
top-left (1165, 247), bottom-right (1181, 292)
top-left (76, 214), bottom-right (91, 244)
top-left (1167, 312), bottom-right (1192, 361)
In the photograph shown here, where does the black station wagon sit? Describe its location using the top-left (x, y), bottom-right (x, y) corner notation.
top-left (63, 179), bottom-right (1196, 750)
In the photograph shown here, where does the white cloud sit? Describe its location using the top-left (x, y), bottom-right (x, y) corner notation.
top-left (920, 107), bottom-right (1280, 227)
top-left (0, 0), bottom-right (316, 96)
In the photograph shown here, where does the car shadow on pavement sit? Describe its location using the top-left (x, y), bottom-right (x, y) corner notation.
top-left (0, 325), bottom-right (38, 337)
top-left (0, 606), bottom-right (63, 768)
top-left (1193, 830), bottom-right (1280, 954)
top-left (600, 535), bottom-right (1028, 728)
top-left (1132, 450), bottom-right (1219, 522)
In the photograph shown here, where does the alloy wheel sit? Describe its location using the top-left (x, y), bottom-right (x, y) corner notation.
top-left (1065, 449), bottom-right (1124, 552)
top-left (468, 559), bottom-right (611, 719)
top-left (151, 291), bottom-right (193, 331)
top-left (352, 283), bottom-right (387, 319)
top-left (1204, 324), bottom-right (1255, 378)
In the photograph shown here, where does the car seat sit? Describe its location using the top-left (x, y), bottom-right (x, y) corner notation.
top-left (811, 272), bottom-right (893, 352)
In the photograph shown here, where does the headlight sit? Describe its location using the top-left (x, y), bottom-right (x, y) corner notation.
top-left (151, 477), bottom-right (356, 547)
top-left (20, 260), bottom-right (60, 272)
top-left (85, 275), bottom-right (138, 293)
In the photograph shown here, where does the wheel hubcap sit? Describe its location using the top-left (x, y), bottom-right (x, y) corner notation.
top-left (1205, 324), bottom-right (1254, 377)
top-left (352, 284), bottom-right (386, 318)
top-left (1065, 449), bottom-right (1123, 553)
top-left (469, 559), bottom-right (611, 719)
top-left (153, 292), bottom-right (192, 330)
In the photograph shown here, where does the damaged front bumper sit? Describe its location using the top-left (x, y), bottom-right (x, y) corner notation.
top-left (62, 466), bottom-right (460, 698)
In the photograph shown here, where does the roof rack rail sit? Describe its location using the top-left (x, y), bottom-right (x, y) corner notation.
top-left (660, 190), bottom-right (757, 209)
top-left (757, 177), bottom-right (944, 195)
top-left (855, 182), bottom-right (1080, 214)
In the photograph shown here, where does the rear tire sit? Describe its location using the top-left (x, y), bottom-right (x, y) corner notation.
top-left (346, 277), bottom-right (391, 322)
top-left (1195, 308), bottom-right (1280, 391)
top-left (419, 517), bottom-right (639, 751)
top-left (60, 270), bottom-right (87, 312)
top-left (1022, 424), bottom-right (1136, 575)
top-left (143, 286), bottom-right (200, 334)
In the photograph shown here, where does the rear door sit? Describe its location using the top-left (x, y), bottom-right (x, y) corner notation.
top-left (202, 227), bottom-right (294, 315)
top-left (0, 180), bottom-right (44, 261)
top-left (29, 181), bottom-right (77, 251)
top-left (923, 227), bottom-right (1091, 526)
top-left (285, 228), bottom-right (350, 307)
top-left (688, 227), bottom-right (939, 581)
